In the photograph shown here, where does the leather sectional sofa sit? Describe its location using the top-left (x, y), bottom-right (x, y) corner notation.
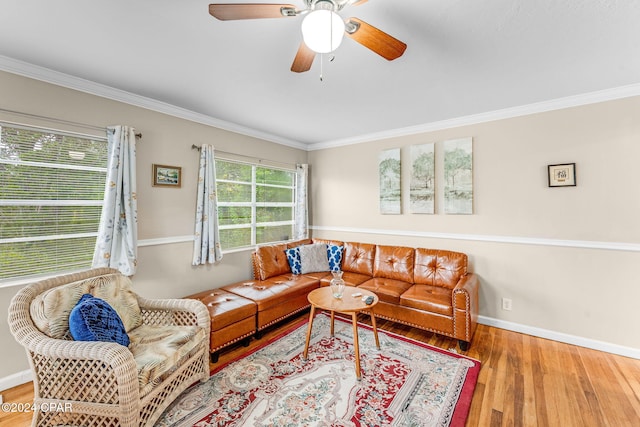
top-left (219, 238), bottom-right (479, 351)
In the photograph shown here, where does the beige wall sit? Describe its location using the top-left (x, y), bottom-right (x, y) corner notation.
top-left (0, 70), bottom-right (308, 381)
top-left (308, 97), bottom-right (640, 350)
top-left (2, 68), bottom-right (639, 387)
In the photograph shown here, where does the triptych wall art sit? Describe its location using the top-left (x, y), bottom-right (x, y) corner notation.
top-left (409, 143), bottom-right (435, 214)
top-left (378, 148), bottom-right (401, 214)
top-left (378, 137), bottom-right (473, 215)
top-left (443, 138), bottom-right (473, 214)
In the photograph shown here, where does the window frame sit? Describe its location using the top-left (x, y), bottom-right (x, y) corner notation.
top-left (215, 158), bottom-right (297, 251)
top-left (0, 122), bottom-right (108, 284)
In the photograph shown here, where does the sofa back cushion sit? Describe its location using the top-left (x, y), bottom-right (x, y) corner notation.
top-left (414, 249), bottom-right (468, 289)
top-left (287, 238), bottom-right (312, 248)
top-left (374, 245), bottom-right (415, 283)
top-left (342, 242), bottom-right (376, 276)
top-left (312, 238), bottom-right (345, 247)
top-left (254, 243), bottom-right (290, 280)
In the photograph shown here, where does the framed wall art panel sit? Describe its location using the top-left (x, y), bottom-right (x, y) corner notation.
top-left (410, 143), bottom-right (435, 214)
top-left (153, 164), bottom-right (182, 188)
top-left (443, 138), bottom-right (473, 214)
top-left (379, 148), bottom-right (401, 214)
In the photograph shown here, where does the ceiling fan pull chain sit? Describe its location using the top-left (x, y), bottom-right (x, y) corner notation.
top-left (320, 53), bottom-right (324, 81)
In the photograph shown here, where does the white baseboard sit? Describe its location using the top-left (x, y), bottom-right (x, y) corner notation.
top-left (478, 315), bottom-right (640, 359)
top-left (0, 369), bottom-right (32, 393)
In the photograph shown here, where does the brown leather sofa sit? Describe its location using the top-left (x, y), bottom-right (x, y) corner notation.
top-left (222, 238), bottom-right (479, 350)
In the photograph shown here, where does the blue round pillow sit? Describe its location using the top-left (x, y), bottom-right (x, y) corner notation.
top-left (69, 293), bottom-right (130, 346)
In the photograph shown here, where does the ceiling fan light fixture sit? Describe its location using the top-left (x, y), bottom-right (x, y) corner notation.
top-left (301, 9), bottom-right (345, 53)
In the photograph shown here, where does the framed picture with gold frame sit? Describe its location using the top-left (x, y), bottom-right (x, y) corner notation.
top-left (152, 164), bottom-right (182, 188)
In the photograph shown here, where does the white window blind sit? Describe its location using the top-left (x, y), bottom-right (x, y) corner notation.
top-left (0, 123), bottom-right (108, 282)
top-left (216, 159), bottom-right (296, 250)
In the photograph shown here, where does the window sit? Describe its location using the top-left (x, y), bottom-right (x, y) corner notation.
top-left (216, 159), bottom-right (296, 250)
top-left (0, 124), bottom-right (108, 282)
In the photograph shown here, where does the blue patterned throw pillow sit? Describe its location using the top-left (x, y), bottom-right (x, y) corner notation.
top-left (69, 294), bottom-right (130, 346)
top-left (327, 245), bottom-right (344, 272)
top-left (285, 247), bottom-right (302, 275)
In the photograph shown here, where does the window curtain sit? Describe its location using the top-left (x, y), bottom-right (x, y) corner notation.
top-left (192, 144), bottom-right (223, 265)
top-left (92, 125), bottom-right (138, 275)
top-left (294, 163), bottom-right (309, 240)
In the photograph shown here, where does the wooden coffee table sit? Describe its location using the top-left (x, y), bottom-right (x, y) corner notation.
top-left (302, 286), bottom-right (380, 380)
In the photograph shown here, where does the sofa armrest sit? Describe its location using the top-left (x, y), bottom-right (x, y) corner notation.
top-left (453, 273), bottom-right (479, 308)
top-left (452, 273), bottom-right (480, 343)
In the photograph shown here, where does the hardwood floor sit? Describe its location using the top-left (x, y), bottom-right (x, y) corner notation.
top-left (1, 312), bottom-right (639, 426)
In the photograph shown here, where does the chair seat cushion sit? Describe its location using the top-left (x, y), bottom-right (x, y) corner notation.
top-left (128, 324), bottom-right (206, 396)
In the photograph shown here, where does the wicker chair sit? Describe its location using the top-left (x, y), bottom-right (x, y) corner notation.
top-left (8, 268), bottom-right (210, 427)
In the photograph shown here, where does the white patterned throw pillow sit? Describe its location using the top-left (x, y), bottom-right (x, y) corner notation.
top-left (299, 243), bottom-right (330, 274)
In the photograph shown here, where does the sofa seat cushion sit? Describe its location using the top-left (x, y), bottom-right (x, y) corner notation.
top-left (339, 272), bottom-right (373, 287)
top-left (128, 324), bottom-right (206, 396)
top-left (304, 271), bottom-right (333, 283)
top-left (223, 275), bottom-right (320, 312)
top-left (400, 285), bottom-right (453, 316)
top-left (358, 278), bottom-right (413, 304)
top-left (186, 289), bottom-right (256, 332)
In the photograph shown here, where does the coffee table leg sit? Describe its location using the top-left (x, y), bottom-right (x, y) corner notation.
top-left (370, 308), bottom-right (380, 349)
top-left (330, 310), bottom-right (335, 336)
top-left (303, 305), bottom-right (316, 360)
top-left (351, 312), bottom-right (361, 380)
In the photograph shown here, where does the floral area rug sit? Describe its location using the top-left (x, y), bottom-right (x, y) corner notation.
top-left (157, 313), bottom-right (480, 427)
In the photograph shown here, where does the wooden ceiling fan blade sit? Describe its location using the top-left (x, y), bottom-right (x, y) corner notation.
top-left (350, 0), bottom-right (369, 5)
top-left (291, 42), bottom-right (315, 73)
top-left (345, 17), bottom-right (407, 60)
top-left (209, 4), bottom-right (296, 20)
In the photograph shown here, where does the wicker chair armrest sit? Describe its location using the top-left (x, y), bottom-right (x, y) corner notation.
top-left (21, 333), bottom-right (139, 404)
top-left (137, 296), bottom-right (210, 330)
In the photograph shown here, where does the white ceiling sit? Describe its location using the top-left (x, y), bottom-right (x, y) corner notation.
top-left (1, 0), bottom-right (640, 149)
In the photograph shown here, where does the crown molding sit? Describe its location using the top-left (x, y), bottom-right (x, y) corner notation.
top-left (0, 55), bottom-right (307, 150)
top-left (307, 83), bottom-right (640, 151)
top-left (3, 55), bottom-right (640, 152)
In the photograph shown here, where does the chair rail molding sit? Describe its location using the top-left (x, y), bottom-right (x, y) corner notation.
top-left (309, 225), bottom-right (640, 252)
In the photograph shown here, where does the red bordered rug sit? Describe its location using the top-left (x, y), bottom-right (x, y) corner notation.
top-left (157, 313), bottom-right (480, 427)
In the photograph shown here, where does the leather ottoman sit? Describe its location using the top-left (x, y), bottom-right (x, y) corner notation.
top-left (185, 288), bottom-right (257, 362)
top-left (222, 275), bottom-right (319, 336)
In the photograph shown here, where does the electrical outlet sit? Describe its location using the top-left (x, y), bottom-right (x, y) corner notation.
top-left (502, 298), bottom-right (513, 311)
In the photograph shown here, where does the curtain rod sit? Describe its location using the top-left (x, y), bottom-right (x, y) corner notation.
top-left (191, 144), bottom-right (296, 168)
top-left (0, 108), bottom-right (142, 139)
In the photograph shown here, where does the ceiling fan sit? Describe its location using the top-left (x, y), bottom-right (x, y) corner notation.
top-left (208, 0), bottom-right (407, 73)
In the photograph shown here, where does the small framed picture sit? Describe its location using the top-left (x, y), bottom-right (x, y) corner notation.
top-left (548, 163), bottom-right (576, 187)
top-left (153, 164), bottom-right (182, 188)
